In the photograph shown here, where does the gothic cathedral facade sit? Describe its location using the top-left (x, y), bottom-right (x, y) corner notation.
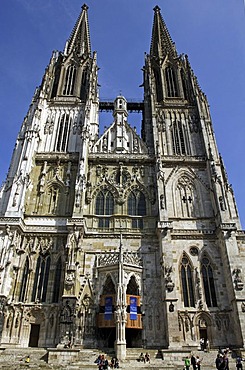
top-left (0, 4), bottom-right (244, 355)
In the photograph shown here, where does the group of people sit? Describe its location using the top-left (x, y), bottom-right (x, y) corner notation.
top-left (216, 349), bottom-right (244, 370)
top-left (95, 354), bottom-right (119, 369)
top-left (138, 352), bottom-right (150, 363)
top-left (215, 349), bottom-right (230, 370)
top-left (199, 338), bottom-right (210, 352)
top-left (184, 354), bottom-right (202, 370)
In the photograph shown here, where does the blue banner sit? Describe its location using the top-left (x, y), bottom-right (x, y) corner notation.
top-left (130, 296), bottom-right (137, 320)
top-left (105, 296), bottom-right (113, 320)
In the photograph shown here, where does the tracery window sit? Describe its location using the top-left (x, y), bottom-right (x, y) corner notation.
top-left (31, 255), bottom-right (51, 303)
top-left (52, 257), bottom-right (62, 303)
top-left (181, 255), bottom-right (195, 307)
top-left (201, 257), bottom-right (217, 307)
top-left (19, 257), bottom-right (29, 302)
top-left (171, 120), bottom-right (190, 156)
top-left (177, 181), bottom-right (195, 218)
top-left (55, 113), bottom-right (70, 152)
top-left (165, 66), bottom-right (179, 97)
top-left (127, 190), bottom-right (146, 229)
top-left (63, 65), bottom-right (76, 95)
top-left (95, 190), bottom-right (114, 228)
top-left (47, 185), bottom-right (60, 215)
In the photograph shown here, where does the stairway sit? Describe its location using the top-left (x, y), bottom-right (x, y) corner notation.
top-left (0, 347), bottom-right (239, 370)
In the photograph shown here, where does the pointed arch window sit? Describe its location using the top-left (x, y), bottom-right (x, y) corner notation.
top-left (47, 185), bottom-right (61, 215)
top-left (31, 255), bottom-right (51, 303)
top-left (55, 113), bottom-right (70, 152)
top-left (165, 66), bottom-right (179, 97)
top-left (63, 65), bottom-right (76, 95)
top-left (95, 190), bottom-right (114, 228)
top-left (153, 67), bottom-right (163, 102)
top-left (128, 190), bottom-right (146, 229)
top-left (181, 256), bottom-right (195, 307)
top-left (52, 257), bottom-right (62, 303)
top-left (51, 65), bottom-right (61, 98)
top-left (201, 257), bottom-right (217, 307)
top-left (181, 69), bottom-right (188, 100)
top-left (80, 67), bottom-right (88, 100)
top-left (126, 276), bottom-right (140, 296)
top-left (171, 120), bottom-right (190, 156)
top-left (19, 257), bottom-right (29, 302)
top-left (177, 182), bottom-right (195, 218)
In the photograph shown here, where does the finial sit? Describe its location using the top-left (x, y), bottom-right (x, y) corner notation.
top-left (153, 5), bottom-right (161, 12)
top-left (82, 4), bottom-right (89, 11)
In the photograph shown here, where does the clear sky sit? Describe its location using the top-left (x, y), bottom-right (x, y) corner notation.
top-left (0, 0), bottom-right (245, 227)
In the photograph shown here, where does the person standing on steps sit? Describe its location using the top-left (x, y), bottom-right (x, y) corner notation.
top-left (196, 355), bottom-right (202, 370)
top-left (236, 356), bottom-right (243, 370)
top-left (216, 354), bottom-right (222, 370)
top-left (191, 354), bottom-right (196, 370)
top-left (145, 352), bottom-right (150, 363)
top-left (184, 356), bottom-right (191, 370)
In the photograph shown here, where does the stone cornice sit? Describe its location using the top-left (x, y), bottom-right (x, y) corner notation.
top-left (171, 228), bottom-right (215, 240)
top-left (88, 153), bottom-right (155, 163)
top-left (35, 152), bottom-right (79, 162)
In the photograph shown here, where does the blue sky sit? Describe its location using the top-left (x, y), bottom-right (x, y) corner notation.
top-left (0, 0), bottom-right (245, 227)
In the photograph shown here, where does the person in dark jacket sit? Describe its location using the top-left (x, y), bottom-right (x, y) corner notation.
top-left (191, 354), bottom-right (196, 370)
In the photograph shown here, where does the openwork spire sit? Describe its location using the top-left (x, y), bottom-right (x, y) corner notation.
top-left (65, 4), bottom-right (91, 56)
top-left (150, 5), bottom-right (177, 59)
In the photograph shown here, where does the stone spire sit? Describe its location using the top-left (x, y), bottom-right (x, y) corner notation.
top-left (64, 4), bottom-right (91, 56)
top-left (150, 5), bottom-right (177, 60)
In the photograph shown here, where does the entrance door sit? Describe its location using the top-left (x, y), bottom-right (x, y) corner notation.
top-left (29, 324), bottom-right (40, 347)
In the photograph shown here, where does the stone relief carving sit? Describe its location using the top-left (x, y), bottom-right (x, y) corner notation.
top-left (37, 237), bottom-right (53, 255)
top-left (232, 268), bottom-right (244, 290)
top-left (65, 270), bottom-right (75, 287)
top-left (164, 265), bottom-right (175, 292)
top-left (178, 311), bottom-right (194, 340)
top-left (233, 268), bottom-right (244, 291)
top-left (189, 115), bottom-right (199, 133)
top-left (60, 300), bottom-right (74, 324)
top-left (44, 116), bottom-right (54, 134)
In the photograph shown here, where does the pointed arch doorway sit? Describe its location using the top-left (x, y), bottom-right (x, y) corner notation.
top-left (96, 252), bottom-right (143, 359)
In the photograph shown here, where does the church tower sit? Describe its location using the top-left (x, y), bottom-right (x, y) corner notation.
top-left (0, 4), bottom-right (244, 358)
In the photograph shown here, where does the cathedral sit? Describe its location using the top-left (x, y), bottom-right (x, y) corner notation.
top-left (0, 4), bottom-right (244, 360)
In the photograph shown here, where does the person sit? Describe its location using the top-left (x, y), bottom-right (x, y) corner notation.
top-left (95, 354), bottom-right (102, 364)
top-left (215, 354), bottom-right (222, 369)
top-left (236, 356), bottom-right (243, 370)
top-left (104, 356), bottom-right (109, 370)
top-left (196, 356), bottom-right (202, 370)
top-left (114, 358), bottom-right (119, 368)
top-left (184, 356), bottom-right (191, 370)
top-left (25, 355), bottom-right (30, 364)
top-left (219, 354), bottom-right (229, 370)
top-left (206, 339), bottom-right (210, 352)
top-left (138, 352), bottom-right (145, 362)
top-left (191, 354), bottom-right (196, 370)
top-left (223, 354), bottom-right (229, 370)
top-left (145, 352), bottom-right (150, 363)
top-left (200, 338), bottom-right (204, 351)
top-left (110, 357), bottom-right (115, 368)
top-left (98, 355), bottom-right (106, 370)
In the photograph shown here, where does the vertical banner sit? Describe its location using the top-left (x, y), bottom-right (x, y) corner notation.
top-left (105, 296), bottom-right (113, 320)
top-left (130, 296), bottom-right (137, 320)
